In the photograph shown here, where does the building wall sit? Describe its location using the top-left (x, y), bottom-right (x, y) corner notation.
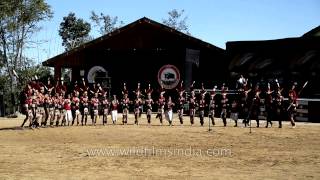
top-left (71, 46), bottom-right (226, 97)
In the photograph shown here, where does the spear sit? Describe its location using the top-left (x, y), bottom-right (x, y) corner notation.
top-left (287, 81), bottom-right (308, 111)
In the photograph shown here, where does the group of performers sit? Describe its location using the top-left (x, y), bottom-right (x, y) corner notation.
top-left (235, 76), bottom-right (299, 129)
top-left (20, 75), bottom-right (299, 129)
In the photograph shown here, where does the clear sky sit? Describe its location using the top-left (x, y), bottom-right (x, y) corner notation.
top-left (26, 0), bottom-right (320, 64)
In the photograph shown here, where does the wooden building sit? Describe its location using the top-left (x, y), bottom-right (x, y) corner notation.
top-left (42, 17), bottom-right (226, 96)
top-left (226, 26), bottom-right (320, 97)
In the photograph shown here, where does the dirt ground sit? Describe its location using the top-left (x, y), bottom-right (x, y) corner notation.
top-left (0, 114), bottom-right (319, 180)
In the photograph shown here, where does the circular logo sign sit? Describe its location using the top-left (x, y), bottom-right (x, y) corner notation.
top-left (157, 64), bottom-right (180, 89)
top-left (87, 66), bottom-right (107, 83)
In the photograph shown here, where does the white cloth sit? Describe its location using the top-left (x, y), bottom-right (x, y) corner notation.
top-left (84, 108), bottom-right (89, 115)
top-left (112, 110), bottom-right (118, 122)
top-left (65, 110), bottom-right (73, 122)
top-left (75, 110), bottom-right (80, 115)
top-left (167, 110), bottom-right (173, 121)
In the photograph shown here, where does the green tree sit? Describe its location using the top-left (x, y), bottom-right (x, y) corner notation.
top-left (162, 9), bottom-right (190, 34)
top-left (16, 59), bottom-right (52, 89)
top-left (3, 58), bottom-right (52, 116)
top-left (59, 12), bottom-right (91, 51)
top-left (0, 0), bottom-right (53, 114)
top-left (90, 11), bottom-right (124, 35)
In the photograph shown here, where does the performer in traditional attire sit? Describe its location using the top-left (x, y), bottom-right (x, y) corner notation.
top-left (198, 83), bottom-right (207, 126)
top-left (265, 83), bottom-right (274, 128)
top-left (111, 95), bottom-right (119, 124)
top-left (80, 91), bottom-right (90, 126)
top-left (209, 86), bottom-right (217, 126)
top-left (240, 83), bottom-right (251, 127)
top-left (287, 83), bottom-right (298, 128)
top-left (53, 94), bottom-right (61, 126)
top-left (63, 94), bottom-right (73, 126)
top-left (42, 94), bottom-right (50, 126)
top-left (21, 84), bottom-right (33, 128)
top-left (91, 93), bottom-right (100, 126)
top-left (21, 93), bottom-right (33, 128)
top-left (156, 84), bottom-right (166, 125)
top-left (37, 89), bottom-right (46, 127)
top-left (33, 95), bottom-right (43, 128)
top-left (145, 93), bottom-right (154, 125)
top-left (48, 95), bottom-right (55, 127)
top-left (220, 93), bottom-right (228, 127)
top-left (166, 96), bottom-right (175, 126)
top-left (72, 91), bottom-right (81, 126)
top-left (101, 92), bottom-right (110, 125)
top-left (273, 80), bottom-right (284, 128)
top-left (251, 84), bottom-right (261, 128)
top-left (189, 92), bottom-right (197, 125)
top-left (177, 91), bottom-right (185, 125)
top-left (121, 93), bottom-right (130, 125)
top-left (134, 96), bottom-right (143, 125)
top-left (31, 96), bottom-right (40, 128)
top-left (176, 81), bottom-right (185, 125)
top-left (134, 83), bottom-right (143, 117)
top-left (198, 93), bottom-right (206, 126)
top-left (230, 99), bottom-right (240, 127)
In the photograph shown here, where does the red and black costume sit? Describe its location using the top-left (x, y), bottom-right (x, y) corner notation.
top-left (198, 95), bottom-right (206, 126)
top-left (101, 95), bottom-right (110, 125)
top-left (288, 84), bottom-right (298, 127)
top-left (156, 94), bottom-right (165, 124)
top-left (240, 84), bottom-right (251, 127)
top-left (265, 83), bottom-right (274, 128)
top-left (134, 98), bottom-right (142, 125)
top-left (220, 93), bottom-right (228, 127)
top-left (209, 87), bottom-right (217, 126)
top-left (80, 93), bottom-right (90, 125)
top-left (230, 99), bottom-right (240, 127)
top-left (189, 95), bottom-right (196, 125)
top-left (91, 95), bottom-right (100, 125)
top-left (177, 81), bottom-right (185, 125)
top-left (72, 94), bottom-right (80, 125)
top-left (121, 94), bottom-right (130, 125)
top-left (177, 94), bottom-right (185, 125)
top-left (273, 81), bottom-right (284, 128)
top-left (145, 94), bottom-right (154, 124)
top-left (251, 85), bottom-right (261, 128)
